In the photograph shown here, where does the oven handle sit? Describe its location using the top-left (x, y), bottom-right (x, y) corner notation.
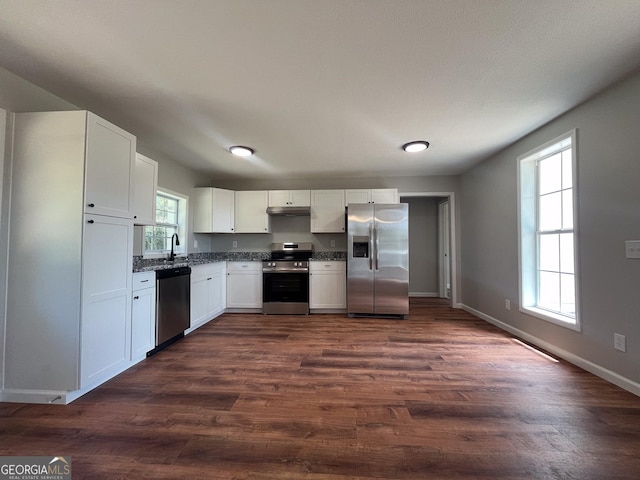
top-left (262, 268), bottom-right (310, 273)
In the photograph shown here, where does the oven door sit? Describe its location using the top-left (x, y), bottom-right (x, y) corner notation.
top-left (263, 271), bottom-right (309, 314)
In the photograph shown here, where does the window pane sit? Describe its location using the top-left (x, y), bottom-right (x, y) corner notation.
top-left (562, 149), bottom-right (572, 189)
top-left (560, 273), bottom-right (576, 316)
top-left (539, 153), bottom-right (562, 195)
top-left (539, 234), bottom-right (559, 272)
top-left (562, 189), bottom-right (573, 229)
top-left (539, 192), bottom-right (562, 231)
top-left (560, 233), bottom-right (574, 274)
top-left (538, 271), bottom-right (560, 312)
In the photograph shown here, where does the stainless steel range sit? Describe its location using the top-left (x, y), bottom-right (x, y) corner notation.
top-left (263, 242), bottom-right (313, 315)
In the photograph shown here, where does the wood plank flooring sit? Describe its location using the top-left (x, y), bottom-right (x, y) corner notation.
top-left (2, 298), bottom-right (640, 479)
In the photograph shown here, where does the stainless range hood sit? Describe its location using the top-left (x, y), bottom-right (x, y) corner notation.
top-left (266, 206), bottom-right (311, 216)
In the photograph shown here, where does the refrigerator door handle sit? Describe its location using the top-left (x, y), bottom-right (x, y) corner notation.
top-left (369, 223), bottom-right (374, 271)
top-left (374, 223), bottom-right (380, 270)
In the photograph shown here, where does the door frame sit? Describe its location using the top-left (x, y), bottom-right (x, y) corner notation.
top-left (438, 199), bottom-right (451, 299)
top-left (400, 191), bottom-right (458, 308)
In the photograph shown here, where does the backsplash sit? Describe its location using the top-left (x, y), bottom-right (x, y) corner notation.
top-left (133, 250), bottom-right (346, 272)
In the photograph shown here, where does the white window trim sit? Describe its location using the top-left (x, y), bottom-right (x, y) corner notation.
top-left (144, 188), bottom-right (189, 259)
top-left (518, 129), bottom-right (581, 331)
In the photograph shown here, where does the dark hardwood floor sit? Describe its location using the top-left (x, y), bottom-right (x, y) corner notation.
top-left (2, 298), bottom-right (640, 479)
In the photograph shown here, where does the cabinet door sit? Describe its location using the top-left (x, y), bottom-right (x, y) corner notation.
top-left (371, 189), bottom-right (399, 204)
top-left (85, 112), bottom-right (136, 218)
top-left (345, 189), bottom-right (371, 205)
top-left (190, 274), bottom-right (209, 327)
top-left (131, 286), bottom-right (155, 360)
top-left (208, 270), bottom-right (226, 315)
top-left (268, 190), bottom-right (291, 207)
top-left (290, 190), bottom-right (311, 206)
top-left (133, 153), bottom-right (158, 225)
top-left (310, 272), bottom-right (347, 309)
top-left (81, 214), bottom-right (133, 388)
top-left (227, 272), bottom-right (262, 308)
top-left (235, 191), bottom-right (270, 233)
top-left (212, 188), bottom-right (235, 232)
top-left (311, 190), bottom-right (346, 233)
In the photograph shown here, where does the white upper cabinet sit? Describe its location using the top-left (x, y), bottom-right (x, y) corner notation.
top-left (235, 190), bottom-right (270, 233)
top-left (268, 190), bottom-right (311, 207)
top-left (132, 153), bottom-right (158, 225)
top-left (193, 187), bottom-right (235, 233)
top-left (84, 112), bottom-right (136, 218)
top-left (345, 188), bottom-right (399, 205)
top-left (311, 189), bottom-right (346, 233)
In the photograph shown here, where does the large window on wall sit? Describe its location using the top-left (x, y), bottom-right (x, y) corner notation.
top-left (144, 190), bottom-right (188, 257)
top-left (518, 130), bottom-right (579, 330)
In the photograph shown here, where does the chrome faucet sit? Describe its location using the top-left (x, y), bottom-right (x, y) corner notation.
top-left (169, 233), bottom-right (180, 262)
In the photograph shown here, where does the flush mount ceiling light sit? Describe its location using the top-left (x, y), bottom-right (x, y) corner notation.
top-left (229, 145), bottom-right (255, 157)
top-left (402, 141), bottom-right (430, 153)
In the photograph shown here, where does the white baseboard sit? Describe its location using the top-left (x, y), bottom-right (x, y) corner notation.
top-left (409, 292), bottom-right (440, 297)
top-left (461, 304), bottom-right (640, 398)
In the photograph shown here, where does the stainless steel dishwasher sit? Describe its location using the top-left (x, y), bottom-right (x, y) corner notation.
top-left (154, 266), bottom-right (191, 352)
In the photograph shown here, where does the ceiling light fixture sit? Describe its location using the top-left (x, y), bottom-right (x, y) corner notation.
top-left (402, 141), bottom-right (430, 153)
top-left (229, 145), bottom-right (255, 157)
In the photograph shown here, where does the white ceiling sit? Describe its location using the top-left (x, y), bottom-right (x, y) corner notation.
top-left (1, 1), bottom-right (640, 180)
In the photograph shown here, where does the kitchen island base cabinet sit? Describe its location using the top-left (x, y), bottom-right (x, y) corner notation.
top-left (189, 262), bottom-right (226, 333)
top-left (226, 262), bottom-right (262, 312)
top-left (310, 261), bottom-right (347, 312)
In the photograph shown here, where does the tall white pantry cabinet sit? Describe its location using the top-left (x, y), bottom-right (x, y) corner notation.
top-left (5, 111), bottom-right (136, 404)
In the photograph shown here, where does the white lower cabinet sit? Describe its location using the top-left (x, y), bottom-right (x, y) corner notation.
top-left (131, 272), bottom-right (156, 362)
top-left (80, 215), bottom-right (134, 388)
top-left (310, 261), bottom-right (347, 310)
top-left (226, 261), bottom-right (263, 310)
top-left (190, 262), bottom-right (226, 331)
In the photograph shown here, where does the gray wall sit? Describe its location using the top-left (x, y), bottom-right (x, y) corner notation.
top-left (404, 197), bottom-right (440, 296)
top-left (460, 70), bottom-right (640, 385)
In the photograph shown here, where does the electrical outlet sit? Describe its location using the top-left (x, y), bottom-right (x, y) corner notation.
top-left (505, 299), bottom-right (511, 311)
top-left (625, 240), bottom-right (640, 259)
top-left (232, 241), bottom-right (238, 248)
top-left (614, 333), bottom-right (626, 352)
top-left (330, 240), bottom-right (336, 247)
top-left (193, 239), bottom-right (198, 249)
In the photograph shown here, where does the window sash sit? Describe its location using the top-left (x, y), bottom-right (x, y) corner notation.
top-left (144, 191), bottom-right (185, 255)
top-left (518, 129), bottom-right (579, 330)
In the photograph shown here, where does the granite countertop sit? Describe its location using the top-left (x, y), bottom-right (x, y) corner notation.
top-left (134, 251), bottom-right (347, 272)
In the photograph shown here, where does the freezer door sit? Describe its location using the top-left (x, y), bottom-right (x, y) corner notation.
top-left (347, 204), bottom-right (375, 314)
top-left (373, 204), bottom-right (409, 316)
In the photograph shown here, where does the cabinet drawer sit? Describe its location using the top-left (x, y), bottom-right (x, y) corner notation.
top-left (310, 261), bottom-right (346, 272)
top-left (227, 261), bottom-right (262, 273)
top-left (191, 262), bottom-right (225, 278)
top-left (133, 271), bottom-right (155, 290)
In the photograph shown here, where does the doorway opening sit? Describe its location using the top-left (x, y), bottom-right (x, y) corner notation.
top-left (400, 192), bottom-right (457, 308)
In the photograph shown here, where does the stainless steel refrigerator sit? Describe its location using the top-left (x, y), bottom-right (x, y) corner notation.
top-left (347, 203), bottom-right (409, 318)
